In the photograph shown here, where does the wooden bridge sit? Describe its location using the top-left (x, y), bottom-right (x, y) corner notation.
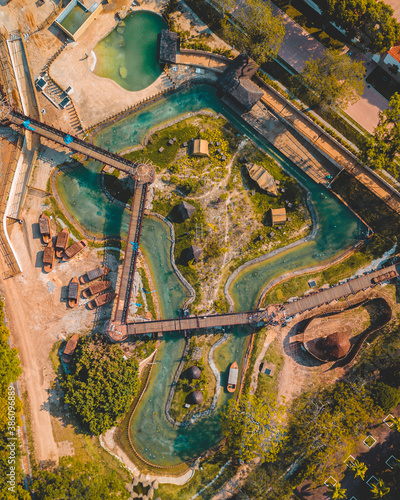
top-left (107, 264), bottom-right (399, 342)
top-left (7, 109), bottom-right (138, 175)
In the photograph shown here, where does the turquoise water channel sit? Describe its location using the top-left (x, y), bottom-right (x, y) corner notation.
top-left (93, 11), bottom-right (166, 92)
top-left (55, 84), bottom-right (365, 465)
top-left (60, 3), bottom-right (91, 35)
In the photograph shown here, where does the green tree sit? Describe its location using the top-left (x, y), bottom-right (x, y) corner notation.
top-left (299, 49), bottom-right (365, 110)
top-left (222, 0), bottom-right (285, 64)
top-left (328, 482), bottom-right (347, 499)
top-left (219, 394), bottom-right (285, 462)
top-left (370, 381), bottom-right (400, 412)
top-left (318, 0), bottom-right (400, 53)
top-left (31, 457), bottom-right (130, 499)
top-left (393, 416), bottom-right (400, 432)
top-left (349, 459), bottom-right (368, 480)
top-left (61, 335), bottom-right (139, 435)
top-left (216, 0), bottom-right (236, 17)
top-left (360, 92), bottom-right (400, 170)
top-left (370, 478), bottom-right (390, 498)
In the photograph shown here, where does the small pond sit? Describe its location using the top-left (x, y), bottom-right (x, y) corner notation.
top-left (93, 10), bottom-right (167, 92)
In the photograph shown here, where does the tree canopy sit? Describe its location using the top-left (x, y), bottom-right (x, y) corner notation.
top-left (299, 49), bottom-right (365, 109)
top-left (317, 0), bottom-right (400, 53)
top-left (360, 92), bottom-right (400, 171)
top-left (222, 0), bottom-right (285, 64)
top-left (219, 394), bottom-right (284, 462)
top-left (31, 457), bottom-right (130, 500)
top-left (61, 335), bottom-right (139, 435)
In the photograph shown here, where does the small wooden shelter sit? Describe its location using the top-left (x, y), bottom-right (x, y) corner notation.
top-left (63, 333), bottom-right (79, 363)
top-left (43, 240), bottom-right (55, 273)
top-left (246, 163), bottom-right (278, 195)
top-left (309, 332), bottom-right (351, 361)
top-left (178, 201), bottom-right (196, 220)
top-left (188, 390), bottom-right (203, 405)
top-left (191, 139), bottom-right (209, 157)
top-left (188, 245), bottom-right (202, 263)
top-left (271, 208), bottom-right (286, 226)
top-left (55, 228), bottom-right (69, 258)
top-left (187, 365), bottom-right (201, 380)
top-left (39, 213), bottom-right (51, 243)
top-left (63, 240), bottom-right (87, 261)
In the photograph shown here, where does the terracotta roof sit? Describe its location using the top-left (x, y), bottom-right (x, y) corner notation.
top-left (313, 332), bottom-right (351, 360)
top-left (388, 41), bottom-right (400, 63)
top-left (64, 333), bottom-right (79, 356)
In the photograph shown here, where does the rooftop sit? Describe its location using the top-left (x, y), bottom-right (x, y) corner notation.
top-left (158, 29), bottom-right (180, 64)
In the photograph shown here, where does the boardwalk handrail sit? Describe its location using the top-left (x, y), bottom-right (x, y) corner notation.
top-left (9, 109), bottom-right (136, 173)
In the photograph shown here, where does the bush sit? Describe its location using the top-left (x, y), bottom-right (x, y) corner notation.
top-left (370, 381), bottom-right (400, 412)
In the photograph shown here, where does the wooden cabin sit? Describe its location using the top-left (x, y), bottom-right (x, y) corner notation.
top-left (79, 266), bottom-right (110, 284)
top-left (158, 29), bottom-right (180, 64)
top-left (271, 208), bottom-right (287, 226)
top-left (43, 240), bottom-right (55, 273)
top-left (82, 280), bottom-right (111, 299)
top-left (191, 139), bottom-right (209, 157)
top-left (62, 333), bottom-right (79, 363)
top-left (39, 213), bottom-right (51, 243)
top-left (55, 228), bottom-right (69, 258)
top-left (87, 292), bottom-right (116, 310)
top-left (63, 240), bottom-right (88, 261)
top-left (68, 277), bottom-right (79, 308)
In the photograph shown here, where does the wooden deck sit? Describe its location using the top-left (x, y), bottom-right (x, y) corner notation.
top-left (114, 181), bottom-right (148, 324)
top-left (8, 110), bottom-right (135, 175)
top-left (283, 264), bottom-right (398, 318)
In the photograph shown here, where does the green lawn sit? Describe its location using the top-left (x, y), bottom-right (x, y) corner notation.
top-left (366, 65), bottom-right (400, 101)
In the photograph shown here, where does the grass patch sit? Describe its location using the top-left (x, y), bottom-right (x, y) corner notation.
top-left (48, 195), bottom-right (83, 241)
top-left (256, 337), bottom-right (285, 400)
top-left (137, 267), bottom-right (157, 319)
top-left (366, 65), bottom-right (400, 101)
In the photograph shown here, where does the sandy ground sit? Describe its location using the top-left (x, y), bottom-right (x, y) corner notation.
top-left (1, 141), bottom-right (121, 465)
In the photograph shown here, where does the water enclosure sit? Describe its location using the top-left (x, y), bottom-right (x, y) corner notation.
top-left (93, 11), bottom-right (167, 92)
top-left (55, 0), bottom-right (103, 40)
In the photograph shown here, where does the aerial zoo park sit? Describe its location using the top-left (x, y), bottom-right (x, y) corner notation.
top-left (1, 0), bottom-right (400, 499)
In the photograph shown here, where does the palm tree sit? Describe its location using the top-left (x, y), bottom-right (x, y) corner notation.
top-left (328, 482), bottom-right (347, 500)
top-left (370, 479), bottom-right (390, 498)
top-left (349, 459), bottom-right (368, 480)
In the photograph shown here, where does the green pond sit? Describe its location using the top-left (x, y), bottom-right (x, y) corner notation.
top-left (93, 10), bottom-right (166, 92)
top-left (60, 3), bottom-right (91, 35)
top-left (55, 84), bottom-right (365, 465)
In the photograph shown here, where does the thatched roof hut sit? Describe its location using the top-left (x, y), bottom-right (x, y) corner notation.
top-left (187, 365), bottom-right (201, 380)
top-left (188, 245), bottom-right (202, 263)
top-left (312, 332), bottom-right (351, 361)
top-left (188, 390), bottom-right (204, 405)
top-left (158, 29), bottom-right (180, 64)
top-left (178, 201), bottom-right (196, 220)
top-left (191, 139), bottom-right (209, 157)
top-left (246, 163), bottom-right (278, 195)
top-left (218, 52), bottom-right (263, 112)
top-left (271, 207), bottom-right (286, 226)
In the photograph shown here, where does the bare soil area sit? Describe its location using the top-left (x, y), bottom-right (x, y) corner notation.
top-left (1, 143), bottom-right (120, 465)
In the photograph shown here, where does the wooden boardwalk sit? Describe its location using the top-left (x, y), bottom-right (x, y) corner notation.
top-left (283, 264), bottom-right (398, 317)
top-left (114, 182), bottom-right (148, 324)
top-left (8, 110), bottom-right (135, 175)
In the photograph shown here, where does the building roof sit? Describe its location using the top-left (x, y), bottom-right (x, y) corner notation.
top-left (228, 365), bottom-right (239, 386)
top-left (39, 216), bottom-right (50, 234)
top-left (158, 29), bottom-right (180, 64)
top-left (68, 281), bottom-right (79, 299)
top-left (188, 245), bottom-right (202, 262)
top-left (388, 41), bottom-right (400, 63)
top-left (314, 332), bottom-right (351, 360)
top-left (217, 52), bottom-right (263, 112)
top-left (191, 139), bottom-right (209, 157)
top-left (271, 207), bottom-right (287, 225)
top-left (187, 365), bottom-right (201, 380)
top-left (87, 266), bottom-right (105, 282)
top-left (188, 390), bottom-right (204, 404)
top-left (178, 201), bottom-right (196, 220)
top-left (56, 228), bottom-right (69, 249)
top-left (246, 163), bottom-right (278, 195)
top-left (43, 245), bottom-right (54, 264)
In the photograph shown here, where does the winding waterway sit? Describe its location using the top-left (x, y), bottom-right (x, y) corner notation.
top-left (55, 84), bottom-right (364, 466)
